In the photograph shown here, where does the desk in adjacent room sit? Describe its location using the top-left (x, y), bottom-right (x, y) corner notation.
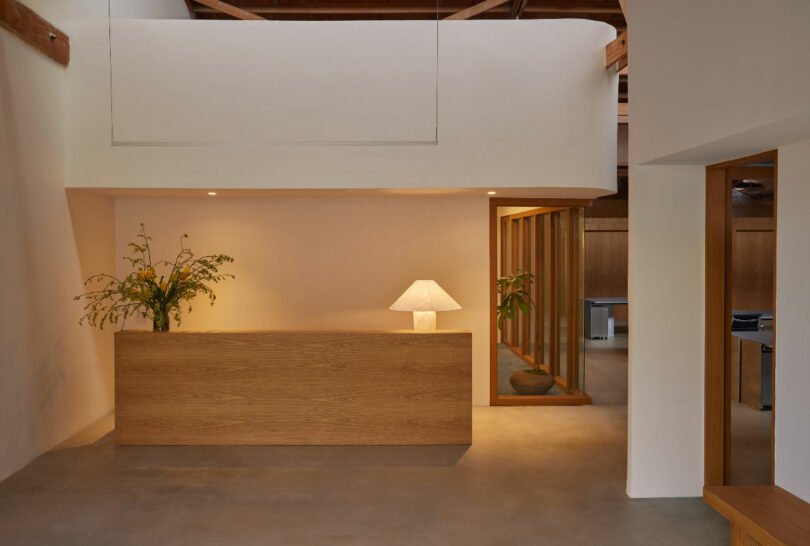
top-left (730, 330), bottom-right (773, 411)
top-left (584, 297), bottom-right (628, 339)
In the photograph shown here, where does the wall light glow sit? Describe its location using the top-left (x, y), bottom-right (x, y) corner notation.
top-left (207, 192), bottom-right (217, 196)
top-left (487, 191), bottom-right (496, 195)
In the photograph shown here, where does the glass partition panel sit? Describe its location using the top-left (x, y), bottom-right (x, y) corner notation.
top-left (495, 206), bottom-right (588, 402)
top-left (528, 217), bottom-right (536, 361)
top-left (557, 210), bottom-right (568, 381)
top-left (574, 209), bottom-right (586, 392)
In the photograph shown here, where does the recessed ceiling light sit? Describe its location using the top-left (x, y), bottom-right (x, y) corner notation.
top-left (207, 191), bottom-right (217, 196)
top-left (487, 191), bottom-right (496, 195)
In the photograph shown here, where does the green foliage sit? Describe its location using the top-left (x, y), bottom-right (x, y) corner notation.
top-left (74, 223), bottom-right (234, 331)
top-left (496, 270), bottom-right (534, 329)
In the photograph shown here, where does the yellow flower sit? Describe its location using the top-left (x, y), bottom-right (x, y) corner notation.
top-left (137, 268), bottom-right (155, 281)
top-left (160, 281), bottom-right (167, 292)
top-left (180, 267), bottom-right (191, 279)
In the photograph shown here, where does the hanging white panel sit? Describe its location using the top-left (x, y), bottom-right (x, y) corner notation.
top-left (109, 20), bottom-right (438, 144)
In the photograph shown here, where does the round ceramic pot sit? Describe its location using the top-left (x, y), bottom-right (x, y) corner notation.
top-left (509, 370), bottom-right (555, 395)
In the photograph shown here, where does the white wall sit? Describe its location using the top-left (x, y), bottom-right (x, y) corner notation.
top-left (0, 1), bottom-right (115, 482)
top-left (629, 0), bottom-right (810, 499)
top-left (110, 0), bottom-right (190, 19)
top-left (64, 11), bottom-right (617, 195)
top-left (774, 138), bottom-right (810, 501)
top-left (627, 166), bottom-right (705, 497)
top-left (110, 20), bottom-right (438, 144)
top-left (632, 0), bottom-right (810, 165)
top-left (114, 196), bottom-right (492, 405)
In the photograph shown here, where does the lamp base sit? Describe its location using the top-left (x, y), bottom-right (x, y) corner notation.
top-left (412, 311), bottom-right (437, 331)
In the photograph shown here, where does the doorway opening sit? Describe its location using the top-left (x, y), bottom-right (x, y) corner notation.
top-left (705, 150), bottom-right (776, 486)
top-left (489, 198), bottom-right (592, 406)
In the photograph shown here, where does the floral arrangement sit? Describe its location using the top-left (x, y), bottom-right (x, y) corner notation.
top-left (74, 224), bottom-right (234, 331)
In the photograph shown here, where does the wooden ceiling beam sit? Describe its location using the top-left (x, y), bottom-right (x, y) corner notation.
top-left (523, 6), bottom-right (622, 14)
top-left (195, 6), bottom-right (449, 15)
top-left (728, 166), bottom-right (775, 181)
top-left (192, 0), bottom-right (266, 20)
top-left (605, 30), bottom-right (627, 70)
top-left (192, 3), bottom-right (622, 17)
top-left (0, 0), bottom-right (69, 65)
top-left (444, 0), bottom-right (511, 20)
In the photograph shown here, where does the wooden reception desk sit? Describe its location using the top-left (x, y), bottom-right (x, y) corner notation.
top-left (115, 330), bottom-right (472, 445)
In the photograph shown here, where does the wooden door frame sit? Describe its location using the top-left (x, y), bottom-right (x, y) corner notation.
top-left (704, 150), bottom-right (777, 486)
top-left (489, 198), bottom-right (593, 406)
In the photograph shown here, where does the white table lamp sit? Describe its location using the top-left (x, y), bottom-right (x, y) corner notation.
top-left (389, 280), bottom-right (461, 330)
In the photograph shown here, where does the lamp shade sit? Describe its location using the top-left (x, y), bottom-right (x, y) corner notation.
top-left (389, 280), bottom-right (462, 312)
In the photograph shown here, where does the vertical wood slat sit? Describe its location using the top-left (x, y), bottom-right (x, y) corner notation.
top-left (705, 166), bottom-right (731, 486)
top-left (490, 201), bottom-right (499, 404)
top-left (510, 219), bottom-right (520, 348)
top-left (521, 217), bottom-right (531, 355)
top-left (535, 215), bottom-right (544, 365)
top-left (0, 0), bottom-right (69, 65)
top-left (500, 218), bottom-right (509, 342)
top-left (567, 210), bottom-right (576, 389)
top-left (566, 208), bottom-right (583, 391)
top-left (549, 212), bottom-right (560, 377)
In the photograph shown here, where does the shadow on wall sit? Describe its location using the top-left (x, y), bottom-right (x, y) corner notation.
top-left (0, 35), bottom-right (116, 481)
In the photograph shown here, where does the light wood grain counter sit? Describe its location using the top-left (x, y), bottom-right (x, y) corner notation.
top-left (115, 330), bottom-right (472, 446)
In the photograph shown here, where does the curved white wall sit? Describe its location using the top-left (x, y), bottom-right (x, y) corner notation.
top-left (64, 15), bottom-right (617, 195)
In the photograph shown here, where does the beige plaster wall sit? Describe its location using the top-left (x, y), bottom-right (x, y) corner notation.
top-left (115, 196), bottom-right (491, 405)
top-left (0, 0), bottom-right (115, 481)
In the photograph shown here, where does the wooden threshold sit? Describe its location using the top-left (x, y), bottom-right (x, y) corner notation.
top-left (494, 393), bottom-right (592, 406)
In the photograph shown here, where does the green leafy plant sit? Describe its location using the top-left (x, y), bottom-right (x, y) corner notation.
top-left (496, 270), bottom-right (534, 329)
top-left (74, 224), bottom-right (234, 331)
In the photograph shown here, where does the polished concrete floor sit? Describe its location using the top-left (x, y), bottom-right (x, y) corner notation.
top-left (583, 333), bottom-right (628, 405)
top-left (0, 407), bottom-right (728, 545)
top-left (730, 401), bottom-right (772, 485)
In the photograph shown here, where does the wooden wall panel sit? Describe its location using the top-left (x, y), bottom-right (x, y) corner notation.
top-left (584, 225), bottom-right (628, 321)
top-left (730, 337), bottom-right (740, 402)
top-left (732, 229), bottom-right (774, 312)
top-left (115, 330), bottom-right (472, 445)
top-left (740, 339), bottom-right (763, 410)
top-left (705, 167), bottom-right (732, 486)
top-left (584, 230), bottom-right (628, 298)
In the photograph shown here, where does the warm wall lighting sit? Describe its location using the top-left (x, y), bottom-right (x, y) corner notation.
top-left (487, 191), bottom-right (496, 195)
top-left (389, 280), bottom-right (461, 330)
top-left (207, 192), bottom-right (217, 196)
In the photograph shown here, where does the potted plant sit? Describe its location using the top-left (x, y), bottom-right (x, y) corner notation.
top-left (74, 224), bottom-right (234, 331)
top-left (496, 270), bottom-right (554, 395)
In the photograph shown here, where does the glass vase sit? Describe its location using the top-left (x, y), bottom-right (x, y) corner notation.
top-left (152, 304), bottom-right (170, 332)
